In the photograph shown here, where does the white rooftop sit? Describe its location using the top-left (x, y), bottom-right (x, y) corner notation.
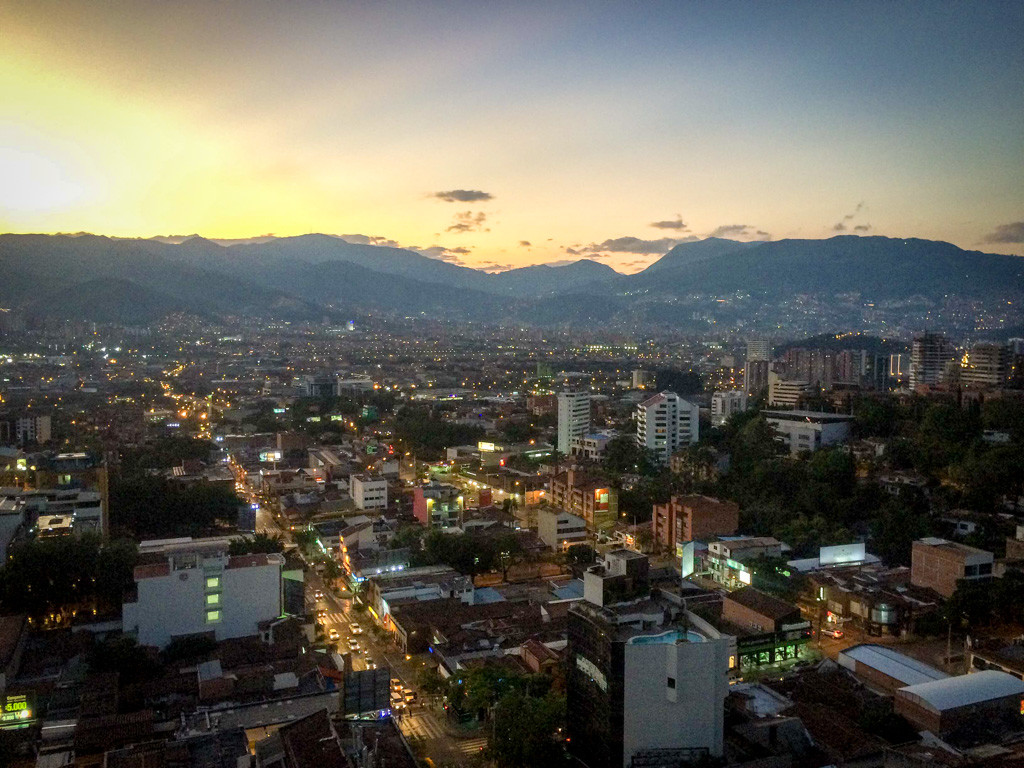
top-left (897, 670), bottom-right (1024, 713)
top-left (839, 644), bottom-right (947, 687)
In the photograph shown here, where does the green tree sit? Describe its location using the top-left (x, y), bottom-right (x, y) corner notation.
top-left (489, 690), bottom-right (566, 768)
top-left (229, 532), bottom-right (285, 555)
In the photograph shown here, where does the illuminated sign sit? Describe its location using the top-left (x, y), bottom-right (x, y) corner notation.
top-left (167, 422), bottom-right (180, 428)
top-left (819, 543), bottom-right (865, 566)
top-left (738, 570), bottom-right (752, 585)
top-left (331, 414), bottom-right (344, 421)
top-left (306, 416), bottom-right (321, 423)
top-left (478, 441), bottom-right (497, 452)
top-left (0, 694), bottom-right (34, 726)
top-left (273, 408), bottom-right (286, 414)
top-left (259, 450), bottom-right (283, 462)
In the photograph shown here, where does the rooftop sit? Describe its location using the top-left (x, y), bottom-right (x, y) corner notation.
top-left (762, 410), bottom-right (856, 423)
top-left (839, 644), bottom-right (948, 687)
top-left (725, 587), bottom-right (800, 622)
top-left (897, 670), bottom-right (1024, 713)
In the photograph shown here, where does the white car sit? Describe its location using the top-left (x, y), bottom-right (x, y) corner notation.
top-left (350, 622), bottom-right (363, 634)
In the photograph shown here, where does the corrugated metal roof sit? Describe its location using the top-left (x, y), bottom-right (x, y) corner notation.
top-left (897, 670), bottom-right (1024, 713)
top-left (839, 644), bottom-right (948, 686)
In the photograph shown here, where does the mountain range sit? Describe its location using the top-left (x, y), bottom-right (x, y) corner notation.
top-left (0, 232), bottom-right (1021, 328)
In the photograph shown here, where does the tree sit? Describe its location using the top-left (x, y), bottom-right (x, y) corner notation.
top-left (489, 690), bottom-right (566, 768)
top-left (566, 543), bottom-right (596, 566)
top-left (229, 532), bottom-right (284, 555)
top-left (602, 435), bottom-right (657, 476)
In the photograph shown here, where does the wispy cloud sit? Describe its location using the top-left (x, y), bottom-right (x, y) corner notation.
top-left (649, 215), bottom-right (688, 231)
top-left (708, 225), bottom-right (771, 240)
top-left (446, 211), bottom-right (489, 233)
top-left (341, 233), bottom-right (401, 247)
top-left (830, 202), bottom-right (870, 234)
top-left (432, 189), bottom-right (493, 203)
top-left (582, 235), bottom-right (698, 254)
top-left (982, 221), bottom-right (1024, 244)
top-left (519, 240), bottom-right (532, 247)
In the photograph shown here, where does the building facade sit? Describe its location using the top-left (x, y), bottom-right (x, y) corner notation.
top-left (711, 391), bottom-right (747, 427)
top-left (123, 538), bottom-right (284, 649)
top-left (537, 507), bottom-right (588, 550)
top-left (636, 391), bottom-right (699, 465)
top-left (652, 496), bottom-right (740, 552)
top-left (910, 537), bottom-right (994, 598)
top-left (350, 474), bottom-right (388, 510)
top-left (557, 391), bottom-right (591, 455)
top-left (762, 410), bottom-right (854, 455)
top-left (910, 332), bottom-right (956, 391)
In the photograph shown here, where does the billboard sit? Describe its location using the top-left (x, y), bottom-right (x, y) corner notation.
top-left (259, 450), bottom-right (283, 462)
top-left (342, 667), bottom-right (392, 715)
top-left (0, 693), bottom-right (34, 728)
top-left (819, 542), bottom-right (866, 566)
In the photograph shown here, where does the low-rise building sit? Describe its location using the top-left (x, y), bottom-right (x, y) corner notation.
top-left (894, 671), bottom-right (1024, 741)
top-left (350, 473), bottom-right (387, 511)
top-left (762, 410), bottom-right (854, 455)
top-left (570, 431), bottom-right (615, 461)
top-left (537, 507), bottom-right (588, 551)
top-left (549, 469), bottom-right (616, 531)
top-left (652, 495), bottom-right (739, 553)
top-left (838, 644), bottom-right (948, 695)
top-left (711, 391), bottom-right (747, 426)
top-left (910, 537), bottom-right (994, 598)
top-left (705, 537), bottom-right (783, 589)
top-left (123, 537), bottom-right (284, 649)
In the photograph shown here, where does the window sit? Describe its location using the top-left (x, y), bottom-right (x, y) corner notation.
top-left (206, 593), bottom-right (220, 606)
top-left (205, 609), bottom-right (221, 623)
top-left (667, 677), bottom-right (675, 689)
top-left (206, 576), bottom-right (220, 590)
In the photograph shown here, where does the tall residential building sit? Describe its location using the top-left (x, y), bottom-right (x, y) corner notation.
top-left (909, 332), bottom-right (956, 391)
top-left (710, 390), bottom-right (746, 426)
top-left (767, 371), bottom-right (813, 408)
top-left (743, 360), bottom-right (769, 399)
top-left (746, 338), bottom-right (770, 362)
top-left (557, 391), bottom-right (591, 455)
top-left (631, 369), bottom-right (653, 389)
top-left (0, 413), bottom-right (51, 446)
top-left (636, 391), bottom-right (699, 465)
top-left (960, 342), bottom-right (1010, 388)
top-left (123, 537), bottom-right (285, 649)
top-left (567, 551), bottom-right (732, 768)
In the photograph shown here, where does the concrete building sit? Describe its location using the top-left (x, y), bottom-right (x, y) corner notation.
top-left (909, 332), bottom-right (956, 391)
top-left (767, 372), bottom-right (813, 408)
top-left (762, 410), bottom-right (854, 455)
top-left (557, 391), bottom-right (591, 455)
top-left (960, 342), bottom-right (1011, 388)
top-left (894, 671), bottom-right (1024, 740)
top-left (743, 360), bottom-right (770, 400)
top-left (568, 551), bottom-right (733, 768)
top-left (549, 469), bottom-right (616, 531)
top-left (746, 339), bottom-right (771, 363)
top-left (570, 431), bottom-right (614, 461)
top-left (537, 507), bottom-right (588, 551)
top-left (705, 537), bottom-right (783, 589)
top-left (631, 369), bottom-right (654, 389)
top-left (910, 537), bottom-right (994, 598)
top-left (711, 390), bottom-right (746, 427)
top-left (636, 391), bottom-right (699, 465)
top-left (652, 496), bottom-right (739, 553)
top-left (0, 413), bottom-right (51, 446)
top-left (1007, 525), bottom-right (1024, 562)
top-left (350, 473), bottom-right (387, 511)
top-left (123, 537), bottom-right (284, 649)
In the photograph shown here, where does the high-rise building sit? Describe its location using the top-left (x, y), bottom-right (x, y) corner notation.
top-left (960, 342), bottom-right (1010, 388)
top-left (631, 369), bottom-right (653, 389)
top-left (746, 338), bottom-right (770, 362)
top-left (910, 332), bottom-right (956, 391)
top-left (567, 550), bottom-right (732, 768)
top-left (557, 391), bottom-right (591, 455)
top-left (743, 359), bottom-right (769, 400)
top-left (636, 391), bottom-right (699, 465)
top-left (710, 390), bottom-right (746, 426)
top-left (767, 371), bottom-right (813, 408)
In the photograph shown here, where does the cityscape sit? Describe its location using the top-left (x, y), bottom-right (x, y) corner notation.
top-left (2, 2), bottom-right (1024, 768)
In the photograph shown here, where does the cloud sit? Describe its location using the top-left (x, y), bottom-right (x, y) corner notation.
top-left (447, 211), bottom-right (489, 233)
top-left (982, 221), bottom-right (1024, 244)
top-left (565, 247), bottom-right (581, 255)
top-left (832, 202), bottom-right (868, 233)
top-left (582, 235), bottom-right (698, 254)
top-left (708, 225), bottom-right (771, 241)
top-left (341, 233), bottom-right (401, 247)
top-left (416, 245), bottom-right (472, 264)
top-left (479, 261), bottom-right (517, 272)
top-left (433, 189), bottom-right (493, 203)
top-left (832, 223), bottom-right (846, 232)
top-left (649, 215), bottom-right (688, 230)
top-left (854, 224), bottom-right (871, 232)
top-left (519, 240), bottom-right (532, 247)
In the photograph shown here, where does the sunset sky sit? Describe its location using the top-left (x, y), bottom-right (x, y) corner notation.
top-left (1, 0), bottom-right (1022, 272)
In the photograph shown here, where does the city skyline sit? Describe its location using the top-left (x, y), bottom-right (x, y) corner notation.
top-left (2, 0), bottom-right (1022, 273)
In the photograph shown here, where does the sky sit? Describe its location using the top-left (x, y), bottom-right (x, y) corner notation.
top-left (1, 0), bottom-right (1022, 273)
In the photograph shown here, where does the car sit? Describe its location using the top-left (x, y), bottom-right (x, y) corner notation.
top-left (350, 622), bottom-right (363, 634)
top-left (317, 609), bottom-right (328, 619)
top-left (314, 590), bottom-right (325, 600)
top-left (821, 628), bottom-right (844, 639)
top-left (365, 657), bottom-right (376, 669)
top-left (328, 628), bottom-right (340, 641)
top-left (348, 637), bottom-right (360, 648)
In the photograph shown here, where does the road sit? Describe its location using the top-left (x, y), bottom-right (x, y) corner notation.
top-left (305, 565), bottom-right (486, 765)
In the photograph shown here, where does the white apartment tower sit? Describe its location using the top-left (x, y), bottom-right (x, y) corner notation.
top-left (558, 391), bottom-right (591, 455)
top-left (711, 391), bottom-right (747, 426)
top-left (636, 391), bottom-right (699, 465)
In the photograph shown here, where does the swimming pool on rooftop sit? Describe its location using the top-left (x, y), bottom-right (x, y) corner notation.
top-left (628, 629), bottom-right (705, 645)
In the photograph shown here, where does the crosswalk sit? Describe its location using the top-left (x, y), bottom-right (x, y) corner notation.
top-left (400, 714), bottom-right (489, 755)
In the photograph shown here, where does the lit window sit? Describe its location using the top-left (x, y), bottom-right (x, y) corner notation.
top-left (206, 593), bottom-right (220, 606)
top-left (206, 576), bottom-right (220, 590)
top-left (206, 609), bottom-right (221, 623)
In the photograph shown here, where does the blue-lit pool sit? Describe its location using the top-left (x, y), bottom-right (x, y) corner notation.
top-left (628, 629), bottom-right (704, 645)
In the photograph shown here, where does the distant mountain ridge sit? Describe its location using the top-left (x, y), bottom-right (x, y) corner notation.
top-left (0, 232), bottom-right (1020, 326)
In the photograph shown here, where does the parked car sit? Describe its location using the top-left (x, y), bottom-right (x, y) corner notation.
top-left (821, 628), bottom-right (844, 639)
